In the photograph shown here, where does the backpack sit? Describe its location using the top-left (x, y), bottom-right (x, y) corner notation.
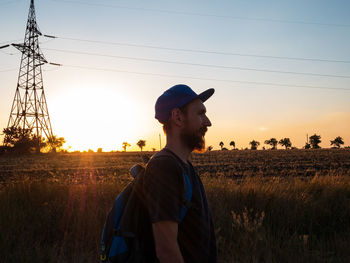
top-left (100, 153), bottom-right (192, 263)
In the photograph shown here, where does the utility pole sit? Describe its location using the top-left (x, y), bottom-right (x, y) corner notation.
top-left (3, 0), bottom-right (53, 152)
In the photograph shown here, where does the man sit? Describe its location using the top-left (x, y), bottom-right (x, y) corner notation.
top-left (143, 84), bottom-right (217, 263)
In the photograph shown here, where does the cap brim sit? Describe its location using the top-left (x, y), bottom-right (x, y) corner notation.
top-left (198, 88), bottom-right (215, 102)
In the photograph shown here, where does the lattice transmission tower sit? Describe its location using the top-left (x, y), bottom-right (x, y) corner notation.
top-left (4, 0), bottom-right (53, 148)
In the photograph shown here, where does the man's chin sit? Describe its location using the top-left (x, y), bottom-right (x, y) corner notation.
top-left (180, 130), bottom-right (206, 152)
top-left (193, 136), bottom-right (206, 153)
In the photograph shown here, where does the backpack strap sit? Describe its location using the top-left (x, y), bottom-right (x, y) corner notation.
top-left (150, 149), bottom-right (192, 223)
top-left (179, 172), bottom-right (192, 222)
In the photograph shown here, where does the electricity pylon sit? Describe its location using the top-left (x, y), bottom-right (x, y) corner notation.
top-left (4, 0), bottom-right (53, 151)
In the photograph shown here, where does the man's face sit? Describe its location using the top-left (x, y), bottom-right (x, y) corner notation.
top-left (180, 99), bottom-right (212, 152)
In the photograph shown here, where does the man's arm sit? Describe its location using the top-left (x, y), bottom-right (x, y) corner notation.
top-left (152, 221), bottom-right (184, 263)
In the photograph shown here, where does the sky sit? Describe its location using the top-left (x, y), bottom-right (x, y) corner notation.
top-left (0, 0), bottom-right (349, 151)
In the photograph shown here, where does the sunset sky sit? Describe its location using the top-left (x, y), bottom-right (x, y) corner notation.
top-left (1, 0), bottom-right (349, 151)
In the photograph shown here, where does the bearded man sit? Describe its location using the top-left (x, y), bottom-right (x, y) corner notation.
top-left (143, 84), bottom-right (217, 263)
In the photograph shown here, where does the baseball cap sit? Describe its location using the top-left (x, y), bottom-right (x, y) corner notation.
top-left (155, 84), bottom-right (214, 124)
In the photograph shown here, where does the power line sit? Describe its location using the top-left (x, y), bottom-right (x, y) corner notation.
top-left (43, 47), bottom-right (350, 79)
top-left (54, 36), bottom-right (350, 64)
top-left (0, 68), bottom-right (17, 73)
top-left (2, 63), bottom-right (348, 91)
top-left (62, 64), bottom-right (350, 92)
top-left (0, 39), bottom-right (22, 46)
top-left (49, 0), bottom-right (350, 28)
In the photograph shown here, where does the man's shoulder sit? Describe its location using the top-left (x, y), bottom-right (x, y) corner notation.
top-left (148, 149), bottom-right (180, 166)
top-left (145, 149), bottom-right (184, 177)
top-left (147, 150), bottom-right (176, 167)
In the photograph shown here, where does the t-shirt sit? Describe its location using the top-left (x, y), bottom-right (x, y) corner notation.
top-left (143, 148), bottom-right (217, 263)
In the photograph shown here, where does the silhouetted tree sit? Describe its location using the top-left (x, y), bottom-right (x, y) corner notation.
top-left (2, 126), bottom-right (46, 153)
top-left (309, 134), bottom-right (321, 149)
top-left (330, 136), bottom-right (344, 148)
top-left (249, 140), bottom-right (260, 150)
top-left (279, 138), bottom-right (292, 149)
top-left (152, 148), bottom-right (156, 152)
top-left (219, 141), bottom-right (224, 150)
top-left (122, 142), bottom-right (131, 152)
top-left (136, 140), bottom-right (146, 151)
top-left (229, 141), bottom-right (235, 150)
top-left (264, 138), bottom-right (278, 149)
top-left (207, 145), bottom-right (213, 151)
top-left (3, 126), bottom-right (31, 147)
top-left (304, 143), bottom-right (311, 149)
top-left (46, 135), bottom-right (66, 152)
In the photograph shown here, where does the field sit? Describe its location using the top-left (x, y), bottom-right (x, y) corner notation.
top-left (1, 149), bottom-right (350, 262)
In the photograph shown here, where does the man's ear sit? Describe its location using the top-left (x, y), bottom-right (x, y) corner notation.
top-left (170, 108), bottom-right (185, 127)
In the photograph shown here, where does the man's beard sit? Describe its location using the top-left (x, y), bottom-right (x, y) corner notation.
top-left (180, 126), bottom-right (207, 152)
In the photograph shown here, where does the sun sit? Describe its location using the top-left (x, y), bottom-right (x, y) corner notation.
top-left (49, 85), bottom-right (147, 152)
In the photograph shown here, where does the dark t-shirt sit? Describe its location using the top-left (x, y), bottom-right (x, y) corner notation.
top-left (143, 148), bottom-right (217, 263)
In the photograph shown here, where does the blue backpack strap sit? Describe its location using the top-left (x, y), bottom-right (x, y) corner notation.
top-left (179, 172), bottom-right (192, 222)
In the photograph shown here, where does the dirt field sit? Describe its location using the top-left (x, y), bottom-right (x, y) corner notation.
top-left (1, 149), bottom-right (350, 262)
top-left (1, 148), bottom-right (349, 183)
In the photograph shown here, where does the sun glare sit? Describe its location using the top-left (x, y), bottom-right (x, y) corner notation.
top-left (50, 85), bottom-right (147, 152)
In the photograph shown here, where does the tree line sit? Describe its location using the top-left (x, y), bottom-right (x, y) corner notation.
top-left (216, 134), bottom-right (345, 151)
top-left (0, 126), bottom-right (346, 154)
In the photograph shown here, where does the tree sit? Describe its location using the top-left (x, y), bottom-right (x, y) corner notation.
top-left (97, 148), bottom-right (103, 153)
top-left (309, 134), bottom-right (321, 149)
top-left (46, 135), bottom-right (66, 152)
top-left (219, 141), bottom-right (224, 150)
top-left (304, 143), bottom-right (311, 149)
top-left (330, 136), bottom-right (344, 148)
top-left (122, 142), bottom-right (131, 152)
top-left (136, 140), bottom-right (146, 151)
top-left (278, 138), bottom-right (292, 149)
top-left (207, 145), bottom-right (213, 151)
top-left (229, 141), bottom-right (235, 150)
top-left (2, 126), bottom-right (45, 154)
top-left (264, 138), bottom-right (278, 149)
top-left (249, 140), bottom-right (260, 150)
top-left (3, 126), bottom-right (32, 147)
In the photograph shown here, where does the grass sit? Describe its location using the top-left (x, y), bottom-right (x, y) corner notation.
top-left (1, 150), bottom-right (350, 262)
top-left (1, 174), bottom-right (350, 262)
top-left (206, 175), bottom-right (350, 262)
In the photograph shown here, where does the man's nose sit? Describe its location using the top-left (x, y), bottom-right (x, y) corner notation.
top-left (204, 115), bottom-right (212, 127)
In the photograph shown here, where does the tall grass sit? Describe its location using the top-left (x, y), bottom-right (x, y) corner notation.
top-left (1, 173), bottom-right (350, 262)
top-left (206, 175), bottom-right (350, 262)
